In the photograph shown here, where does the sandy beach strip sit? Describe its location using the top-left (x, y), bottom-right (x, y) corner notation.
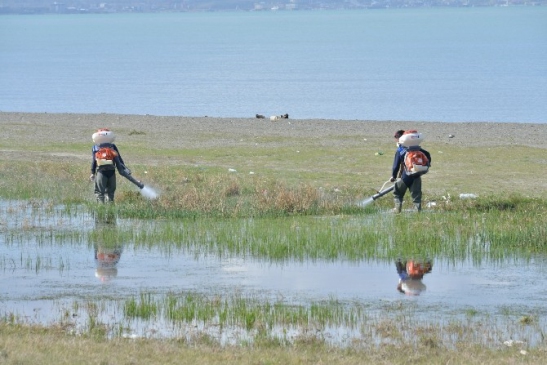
top-left (1, 112), bottom-right (545, 149)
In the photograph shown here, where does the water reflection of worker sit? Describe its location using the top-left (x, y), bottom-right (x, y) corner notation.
top-left (93, 215), bottom-right (123, 282)
top-left (396, 259), bottom-right (432, 296)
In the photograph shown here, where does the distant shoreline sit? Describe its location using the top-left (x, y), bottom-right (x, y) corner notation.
top-left (1, 2), bottom-right (542, 16)
top-left (1, 111), bottom-right (546, 149)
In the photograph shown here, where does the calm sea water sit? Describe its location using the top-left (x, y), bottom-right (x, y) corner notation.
top-left (1, 7), bottom-right (546, 123)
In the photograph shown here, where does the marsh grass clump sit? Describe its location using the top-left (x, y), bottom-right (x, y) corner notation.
top-left (124, 293), bottom-right (158, 319)
top-left (111, 171), bottom-right (356, 219)
top-left (0, 161), bottom-right (89, 203)
top-left (87, 291), bottom-right (546, 350)
top-left (125, 292), bottom-right (373, 336)
top-left (248, 179), bottom-right (322, 215)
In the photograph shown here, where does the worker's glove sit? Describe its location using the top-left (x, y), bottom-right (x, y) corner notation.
top-left (123, 168), bottom-right (131, 176)
top-left (390, 177), bottom-right (396, 183)
top-left (89, 174), bottom-right (95, 181)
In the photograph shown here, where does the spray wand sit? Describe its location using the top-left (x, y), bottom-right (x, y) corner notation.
top-left (119, 168), bottom-right (158, 199)
top-left (119, 169), bottom-right (144, 189)
top-left (371, 179), bottom-right (395, 201)
top-left (357, 179), bottom-right (395, 207)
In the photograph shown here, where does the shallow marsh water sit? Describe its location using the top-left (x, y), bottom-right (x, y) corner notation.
top-left (1, 199), bottom-right (545, 346)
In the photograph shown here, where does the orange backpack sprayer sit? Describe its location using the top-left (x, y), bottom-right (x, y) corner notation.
top-left (406, 260), bottom-right (432, 279)
top-left (399, 130), bottom-right (429, 176)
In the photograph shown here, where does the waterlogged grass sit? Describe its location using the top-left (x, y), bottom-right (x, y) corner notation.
top-left (85, 199), bottom-right (546, 262)
top-left (0, 250), bottom-right (71, 274)
top-left (2, 196), bottom-right (546, 263)
top-left (1, 321), bottom-right (545, 365)
top-left (3, 287), bottom-right (544, 354)
top-left (123, 292), bottom-right (370, 333)
top-left (6, 291), bottom-right (546, 351)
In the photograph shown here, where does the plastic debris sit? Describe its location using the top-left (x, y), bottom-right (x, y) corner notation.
top-left (503, 340), bottom-right (524, 347)
top-left (459, 193), bottom-right (478, 199)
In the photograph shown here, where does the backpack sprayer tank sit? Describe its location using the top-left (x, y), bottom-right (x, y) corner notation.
top-left (399, 130), bottom-right (429, 176)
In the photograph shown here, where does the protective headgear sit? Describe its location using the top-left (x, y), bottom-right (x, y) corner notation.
top-left (398, 130), bottom-right (423, 147)
top-left (92, 128), bottom-right (116, 144)
top-left (95, 268), bottom-right (118, 282)
top-left (400, 279), bottom-right (427, 296)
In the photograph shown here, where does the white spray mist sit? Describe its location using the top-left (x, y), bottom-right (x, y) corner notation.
top-left (140, 186), bottom-right (159, 200)
top-left (357, 197), bottom-right (374, 208)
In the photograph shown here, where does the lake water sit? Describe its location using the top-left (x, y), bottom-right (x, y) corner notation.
top-left (0, 7), bottom-right (546, 123)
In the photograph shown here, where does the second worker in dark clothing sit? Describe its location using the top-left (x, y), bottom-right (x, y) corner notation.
top-left (390, 130), bottom-right (431, 213)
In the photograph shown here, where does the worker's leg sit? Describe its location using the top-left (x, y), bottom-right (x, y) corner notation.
top-left (409, 177), bottom-right (422, 212)
top-left (393, 179), bottom-right (407, 213)
top-left (94, 171), bottom-right (108, 203)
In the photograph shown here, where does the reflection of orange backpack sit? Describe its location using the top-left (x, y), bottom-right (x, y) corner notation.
top-left (95, 146), bottom-right (118, 166)
top-left (406, 261), bottom-right (427, 278)
top-left (404, 147), bottom-right (429, 176)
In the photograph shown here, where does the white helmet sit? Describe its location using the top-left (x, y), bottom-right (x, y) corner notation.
top-left (398, 130), bottom-right (424, 147)
top-left (92, 128), bottom-right (116, 144)
top-left (401, 279), bottom-right (427, 296)
top-left (95, 267), bottom-right (118, 282)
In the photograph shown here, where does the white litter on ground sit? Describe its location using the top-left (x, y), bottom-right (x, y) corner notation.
top-left (459, 193), bottom-right (478, 199)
